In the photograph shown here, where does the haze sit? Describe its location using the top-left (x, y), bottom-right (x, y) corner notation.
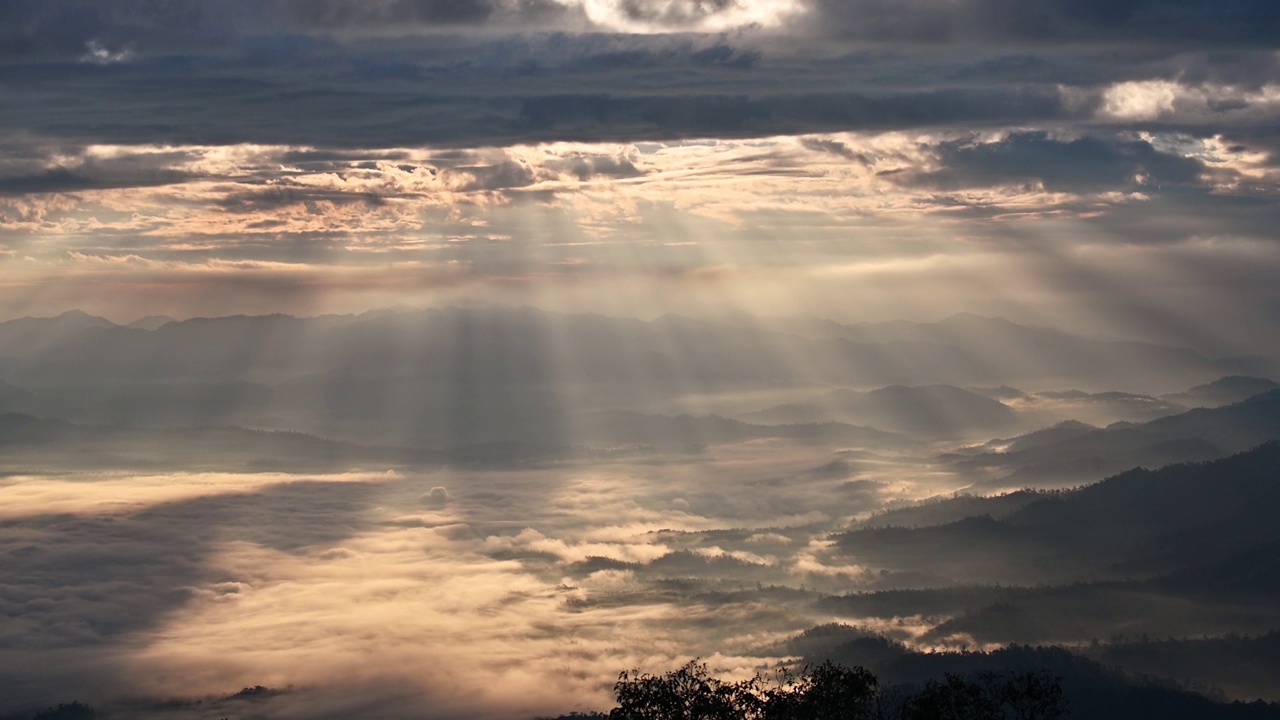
top-left (2, 2), bottom-right (1280, 719)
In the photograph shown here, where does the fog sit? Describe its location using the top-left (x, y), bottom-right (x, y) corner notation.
top-left (2, 308), bottom-right (1279, 718)
top-left (0, 444), bottom-right (943, 718)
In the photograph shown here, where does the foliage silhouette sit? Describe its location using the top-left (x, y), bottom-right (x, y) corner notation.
top-left (906, 671), bottom-right (1066, 720)
top-left (606, 661), bottom-right (1067, 720)
top-left (31, 703), bottom-right (95, 720)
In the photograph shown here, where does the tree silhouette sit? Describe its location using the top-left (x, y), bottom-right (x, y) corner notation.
top-left (610, 660), bottom-right (759, 720)
top-left (32, 703), bottom-right (95, 720)
top-left (608, 662), bottom-right (1067, 720)
top-left (762, 662), bottom-right (878, 720)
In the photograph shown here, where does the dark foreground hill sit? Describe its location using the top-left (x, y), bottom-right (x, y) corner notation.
top-left (534, 637), bottom-right (1280, 720)
top-left (779, 627), bottom-right (1280, 719)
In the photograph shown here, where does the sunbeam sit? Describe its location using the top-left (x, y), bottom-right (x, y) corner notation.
top-left (3, 4), bottom-right (1280, 719)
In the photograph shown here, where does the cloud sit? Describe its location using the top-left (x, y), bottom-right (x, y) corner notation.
top-left (1099, 80), bottom-right (1280, 122)
top-left (0, 66), bottom-right (1080, 150)
top-left (1, 443), bottom-right (920, 716)
top-left (800, 138), bottom-right (869, 163)
top-left (6, 0), bottom-right (1280, 53)
top-left (797, 0), bottom-right (1280, 43)
top-left (421, 485), bottom-right (451, 507)
top-left (0, 126), bottom-right (1276, 352)
top-left (79, 40), bottom-right (133, 65)
top-left (3, 21), bottom-right (1278, 154)
top-left (0, 0), bottom-right (771, 54)
top-left (2, 2), bottom-right (1279, 354)
top-left (892, 131), bottom-right (1208, 192)
top-left (0, 145), bottom-right (204, 196)
top-left (510, 86), bottom-right (1078, 145)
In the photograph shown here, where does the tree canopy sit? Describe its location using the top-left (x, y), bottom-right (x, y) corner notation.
top-left (607, 661), bottom-right (1067, 720)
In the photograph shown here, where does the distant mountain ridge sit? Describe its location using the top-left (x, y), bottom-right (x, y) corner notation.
top-left (0, 310), bottom-right (116, 355)
top-left (743, 384), bottom-right (1020, 440)
top-left (948, 388), bottom-right (1280, 487)
top-left (0, 411), bottom-right (690, 472)
top-left (125, 315), bottom-right (177, 331)
top-left (1163, 376), bottom-right (1280, 408)
top-left (837, 442), bottom-right (1280, 586)
top-left (755, 312), bottom-right (1279, 388)
top-left (0, 307), bottom-right (1266, 388)
top-left (574, 410), bottom-right (916, 448)
top-left (0, 306), bottom-right (1273, 443)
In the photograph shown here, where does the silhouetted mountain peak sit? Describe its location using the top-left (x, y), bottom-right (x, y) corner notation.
top-left (1206, 376), bottom-right (1278, 391)
top-left (938, 311), bottom-right (1011, 326)
top-left (0, 309), bottom-right (115, 329)
top-left (125, 315), bottom-right (177, 331)
top-left (935, 312), bottom-right (1070, 336)
top-left (868, 383), bottom-right (985, 398)
top-left (1161, 375), bottom-right (1280, 409)
top-left (51, 309), bottom-right (116, 327)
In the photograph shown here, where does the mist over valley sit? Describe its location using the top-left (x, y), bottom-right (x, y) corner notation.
top-left (2, 308), bottom-right (1279, 719)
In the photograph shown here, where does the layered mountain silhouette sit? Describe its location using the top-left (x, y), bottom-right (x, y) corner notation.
top-left (820, 444), bottom-right (1280, 659)
top-left (751, 312), bottom-right (1279, 389)
top-left (1163, 376), bottom-right (1280, 408)
top-left (124, 315), bottom-right (177, 331)
top-left (0, 412), bottom-right (415, 472)
top-left (570, 410), bottom-right (915, 449)
top-left (0, 411), bottom-right (680, 472)
top-left (947, 389), bottom-right (1280, 487)
top-left (0, 308), bottom-right (1271, 446)
top-left (0, 310), bottom-right (115, 355)
top-left (742, 384), bottom-right (1020, 440)
top-left (838, 443), bottom-right (1280, 586)
top-left (784, 626), bottom-right (1280, 714)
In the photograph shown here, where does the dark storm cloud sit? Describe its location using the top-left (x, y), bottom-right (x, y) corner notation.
top-left (801, 0), bottom-right (1280, 44)
top-left (453, 159), bottom-right (538, 191)
top-left (0, 145), bottom-right (203, 196)
top-left (800, 138), bottom-right (870, 164)
top-left (0, 165), bottom-right (195, 195)
top-left (513, 87), bottom-right (1076, 142)
top-left (279, 149), bottom-right (416, 165)
top-left (0, 44), bottom-right (1090, 148)
top-left (0, 0), bottom-right (583, 60)
top-left (1140, 50), bottom-right (1280, 91)
top-left (546, 153), bottom-right (643, 180)
top-left (2, 4), bottom-right (1277, 152)
top-left (5, 0), bottom-right (1279, 58)
top-left (895, 132), bottom-right (1208, 192)
top-left (276, 0), bottom-right (501, 26)
top-left (215, 186), bottom-right (391, 213)
top-left (0, 0), bottom-right (213, 60)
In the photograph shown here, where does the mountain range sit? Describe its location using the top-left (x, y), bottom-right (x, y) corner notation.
top-left (0, 307), bottom-right (1273, 446)
top-left (946, 389), bottom-right (1280, 487)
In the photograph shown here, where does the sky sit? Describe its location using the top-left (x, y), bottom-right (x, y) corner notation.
top-left (4, 5), bottom-right (1280, 717)
top-left (2, 0), bottom-right (1280, 353)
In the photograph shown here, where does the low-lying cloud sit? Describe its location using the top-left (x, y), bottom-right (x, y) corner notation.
top-left (0, 442), bottom-right (949, 717)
